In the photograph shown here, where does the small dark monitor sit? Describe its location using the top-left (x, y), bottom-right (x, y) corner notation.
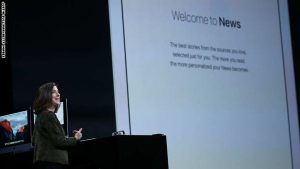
top-left (33, 98), bottom-right (69, 136)
top-left (0, 109), bottom-right (31, 150)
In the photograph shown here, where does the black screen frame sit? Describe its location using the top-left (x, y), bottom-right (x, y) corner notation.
top-left (62, 98), bottom-right (69, 136)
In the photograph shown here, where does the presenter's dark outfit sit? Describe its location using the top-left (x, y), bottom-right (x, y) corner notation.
top-left (32, 110), bottom-right (78, 169)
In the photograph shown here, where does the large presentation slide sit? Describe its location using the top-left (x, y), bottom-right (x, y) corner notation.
top-left (109, 0), bottom-right (300, 169)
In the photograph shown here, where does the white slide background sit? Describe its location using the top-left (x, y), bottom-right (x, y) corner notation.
top-left (109, 0), bottom-right (300, 169)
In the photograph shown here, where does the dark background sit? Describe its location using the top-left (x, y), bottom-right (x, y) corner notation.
top-left (0, 0), bottom-right (116, 139)
top-left (0, 0), bottom-right (299, 139)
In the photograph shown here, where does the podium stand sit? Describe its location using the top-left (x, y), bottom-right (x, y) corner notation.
top-left (0, 135), bottom-right (168, 169)
top-left (69, 135), bottom-right (169, 169)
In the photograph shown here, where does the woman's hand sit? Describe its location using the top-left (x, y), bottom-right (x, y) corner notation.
top-left (73, 128), bottom-right (83, 140)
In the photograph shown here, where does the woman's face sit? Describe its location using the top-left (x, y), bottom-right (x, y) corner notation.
top-left (51, 86), bottom-right (60, 106)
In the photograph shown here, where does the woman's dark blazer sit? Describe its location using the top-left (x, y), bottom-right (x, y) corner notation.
top-left (32, 110), bottom-right (78, 165)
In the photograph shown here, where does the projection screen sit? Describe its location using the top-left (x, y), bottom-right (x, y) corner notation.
top-left (109, 0), bottom-right (300, 169)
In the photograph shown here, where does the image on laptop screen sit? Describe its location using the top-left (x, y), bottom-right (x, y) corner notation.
top-left (0, 110), bottom-right (30, 147)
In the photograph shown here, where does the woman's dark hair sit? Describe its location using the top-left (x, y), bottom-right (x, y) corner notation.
top-left (33, 82), bottom-right (60, 114)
